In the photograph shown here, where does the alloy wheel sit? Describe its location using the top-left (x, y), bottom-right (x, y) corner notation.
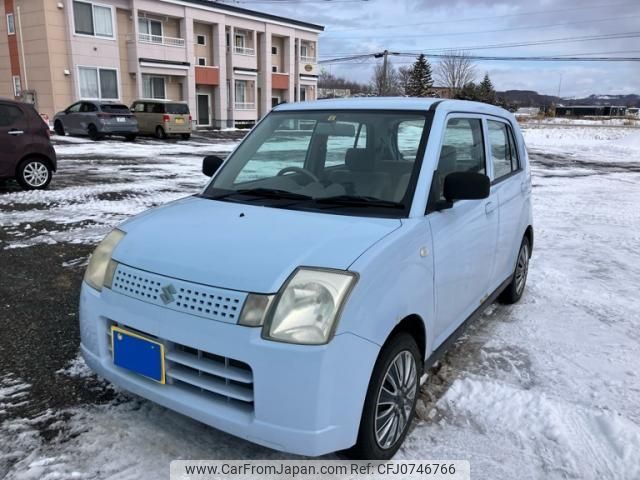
top-left (23, 161), bottom-right (50, 188)
top-left (515, 242), bottom-right (530, 295)
top-left (374, 350), bottom-right (417, 449)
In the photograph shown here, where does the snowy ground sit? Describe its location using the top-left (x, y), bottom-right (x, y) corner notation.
top-left (1, 126), bottom-right (640, 479)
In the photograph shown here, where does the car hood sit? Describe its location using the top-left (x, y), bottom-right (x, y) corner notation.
top-left (114, 196), bottom-right (402, 293)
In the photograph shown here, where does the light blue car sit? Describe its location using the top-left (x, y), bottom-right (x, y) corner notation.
top-left (80, 98), bottom-right (533, 459)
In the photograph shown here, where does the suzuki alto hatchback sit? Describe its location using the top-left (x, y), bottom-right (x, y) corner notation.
top-left (80, 98), bottom-right (533, 459)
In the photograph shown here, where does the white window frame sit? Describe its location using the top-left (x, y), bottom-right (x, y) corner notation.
top-left (12, 75), bottom-right (21, 97)
top-left (196, 34), bottom-right (207, 46)
top-left (197, 57), bottom-right (207, 66)
top-left (138, 17), bottom-right (163, 43)
top-left (72, 1), bottom-right (115, 40)
top-left (234, 33), bottom-right (245, 49)
top-left (6, 13), bottom-right (15, 35)
top-left (142, 75), bottom-right (166, 99)
top-left (76, 66), bottom-right (120, 100)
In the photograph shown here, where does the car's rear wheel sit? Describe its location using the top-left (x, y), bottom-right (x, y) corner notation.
top-left (499, 236), bottom-right (531, 304)
top-left (88, 124), bottom-right (102, 141)
top-left (181, 133), bottom-right (191, 140)
top-left (54, 120), bottom-right (65, 136)
top-left (155, 126), bottom-right (167, 139)
top-left (344, 332), bottom-right (421, 460)
top-left (125, 134), bottom-right (137, 142)
top-left (17, 158), bottom-right (52, 190)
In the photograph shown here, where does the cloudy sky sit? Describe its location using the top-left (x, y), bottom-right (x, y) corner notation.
top-left (232, 0), bottom-right (640, 97)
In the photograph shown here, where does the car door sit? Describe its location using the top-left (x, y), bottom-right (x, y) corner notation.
top-left (78, 102), bottom-right (97, 132)
top-left (64, 102), bottom-right (82, 133)
top-left (427, 115), bottom-right (499, 345)
top-left (0, 102), bottom-right (30, 177)
top-left (486, 118), bottom-right (527, 288)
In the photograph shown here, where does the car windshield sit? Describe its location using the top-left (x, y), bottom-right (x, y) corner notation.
top-left (204, 110), bottom-right (430, 217)
top-left (165, 103), bottom-right (189, 114)
top-left (101, 104), bottom-right (130, 113)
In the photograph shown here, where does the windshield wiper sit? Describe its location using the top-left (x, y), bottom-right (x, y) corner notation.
top-left (207, 188), bottom-right (312, 202)
top-left (313, 195), bottom-right (405, 209)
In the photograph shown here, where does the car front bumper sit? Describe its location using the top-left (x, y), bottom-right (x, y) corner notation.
top-left (79, 281), bottom-right (379, 456)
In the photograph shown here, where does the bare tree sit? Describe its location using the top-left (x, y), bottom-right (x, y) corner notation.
top-left (371, 60), bottom-right (401, 96)
top-left (435, 51), bottom-right (476, 95)
top-left (397, 66), bottom-right (412, 96)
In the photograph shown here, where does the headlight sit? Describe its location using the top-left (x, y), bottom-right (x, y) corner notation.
top-left (263, 268), bottom-right (357, 345)
top-left (84, 229), bottom-right (125, 291)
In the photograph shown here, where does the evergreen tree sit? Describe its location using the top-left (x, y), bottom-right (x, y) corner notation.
top-left (406, 54), bottom-right (434, 97)
top-left (478, 73), bottom-right (496, 104)
top-left (456, 81), bottom-right (479, 101)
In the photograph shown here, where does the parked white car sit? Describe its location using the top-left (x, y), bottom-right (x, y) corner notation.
top-left (79, 98), bottom-right (533, 459)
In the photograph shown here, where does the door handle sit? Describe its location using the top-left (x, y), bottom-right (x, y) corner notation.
top-left (485, 201), bottom-right (497, 214)
top-left (8, 130), bottom-right (24, 135)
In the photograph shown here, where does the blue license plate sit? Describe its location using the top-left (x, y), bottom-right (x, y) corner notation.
top-left (112, 326), bottom-right (165, 383)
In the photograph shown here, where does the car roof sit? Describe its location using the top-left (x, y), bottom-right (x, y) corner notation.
top-left (0, 97), bottom-right (31, 106)
top-left (273, 97), bottom-right (513, 119)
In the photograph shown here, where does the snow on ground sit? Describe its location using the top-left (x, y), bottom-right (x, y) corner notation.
top-left (0, 136), bottom-right (236, 249)
top-left (522, 124), bottom-right (640, 166)
top-left (1, 126), bottom-right (640, 479)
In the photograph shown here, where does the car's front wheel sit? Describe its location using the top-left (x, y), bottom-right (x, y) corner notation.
top-left (344, 332), bottom-right (422, 459)
top-left (17, 158), bottom-right (52, 190)
top-left (54, 120), bottom-right (65, 136)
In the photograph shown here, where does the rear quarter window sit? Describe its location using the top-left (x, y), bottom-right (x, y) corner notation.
top-left (0, 104), bottom-right (24, 127)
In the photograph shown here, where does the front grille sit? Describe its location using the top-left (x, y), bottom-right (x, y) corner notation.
top-left (110, 263), bottom-right (246, 324)
top-left (107, 322), bottom-right (254, 413)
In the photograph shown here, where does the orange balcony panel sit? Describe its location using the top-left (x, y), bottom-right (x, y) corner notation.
top-left (272, 73), bottom-right (289, 90)
top-left (195, 66), bottom-right (220, 86)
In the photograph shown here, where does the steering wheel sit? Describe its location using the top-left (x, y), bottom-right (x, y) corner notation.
top-left (277, 167), bottom-right (320, 183)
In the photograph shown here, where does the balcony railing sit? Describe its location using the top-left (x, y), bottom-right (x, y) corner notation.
top-left (234, 46), bottom-right (255, 56)
top-left (300, 55), bottom-right (317, 64)
top-left (235, 102), bottom-right (256, 110)
top-left (139, 33), bottom-right (185, 47)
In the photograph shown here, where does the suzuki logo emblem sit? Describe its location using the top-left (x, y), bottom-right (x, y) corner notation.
top-left (160, 284), bottom-right (177, 305)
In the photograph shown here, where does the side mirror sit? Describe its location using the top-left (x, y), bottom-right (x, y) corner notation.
top-left (202, 155), bottom-right (224, 177)
top-left (443, 172), bottom-right (490, 202)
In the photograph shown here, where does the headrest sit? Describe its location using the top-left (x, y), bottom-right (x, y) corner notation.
top-left (345, 149), bottom-right (373, 171)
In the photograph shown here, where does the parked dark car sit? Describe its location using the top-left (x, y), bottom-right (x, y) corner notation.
top-left (0, 98), bottom-right (57, 190)
top-left (53, 101), bottom-right (138, 141)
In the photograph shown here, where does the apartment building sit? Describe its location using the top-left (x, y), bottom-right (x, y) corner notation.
top-left (0, 0), bottom-right (323, 128)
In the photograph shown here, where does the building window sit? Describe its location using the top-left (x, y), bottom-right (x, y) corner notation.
top-left (6, 13), bottom-right (15, 35)
top-left (78, 67), bottom-right (118, 99)
top-left (197, 57), bottom-right (207, 66)
top-left (138, 17), bottom-right (162, 42)
top-left (300, 44), bottom-right (309, 58)
top-left (12, 75), bottom-right (21, 97)
top-left (271, 46), bottom-right (278, 55)
top-left (300, 87), bottom-right (307, 102)
top-left (196, 34), bottom-right (206, 45)
top-left (143, 75), bottom-right (166, 99)
top-left (272, 66), bottom-right (278, 73)
top-left (73, 1), bottom-right (113, 38)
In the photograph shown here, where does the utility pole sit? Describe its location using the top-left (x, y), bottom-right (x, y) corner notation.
top-left (382, 49), bottom-right (389, 95)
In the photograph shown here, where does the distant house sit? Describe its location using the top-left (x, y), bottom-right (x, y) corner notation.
top-left (515, 107), bottom-right (541, 118)
top-left (555, 105), bottom-right (627, 117)
top-left (318, 88), bottom-right (351, 99)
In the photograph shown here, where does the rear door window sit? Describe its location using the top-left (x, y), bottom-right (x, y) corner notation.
top-left (0, 104), bottom-right (24, 127)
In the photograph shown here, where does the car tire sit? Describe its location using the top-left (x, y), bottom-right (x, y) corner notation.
top-left (343, 332), bottom-right (422, 460)
top-left (88, 124), bottom-right (103, 141)
top-left (155, 126), bottom-right (167, 139)
top-left (16, 157), bottom-right (52, 190)
top-left (54, 120), bottom-right (65, 136)
top-left (125, 134), bottom-right (137, 142)
top-left (181, 133), bottom-right (191, 140)
top-left (499, 236), bottom-right (531, 304)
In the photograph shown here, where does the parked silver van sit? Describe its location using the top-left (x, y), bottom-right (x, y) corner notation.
top-left (130, 100), bottom-right (192, 140)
